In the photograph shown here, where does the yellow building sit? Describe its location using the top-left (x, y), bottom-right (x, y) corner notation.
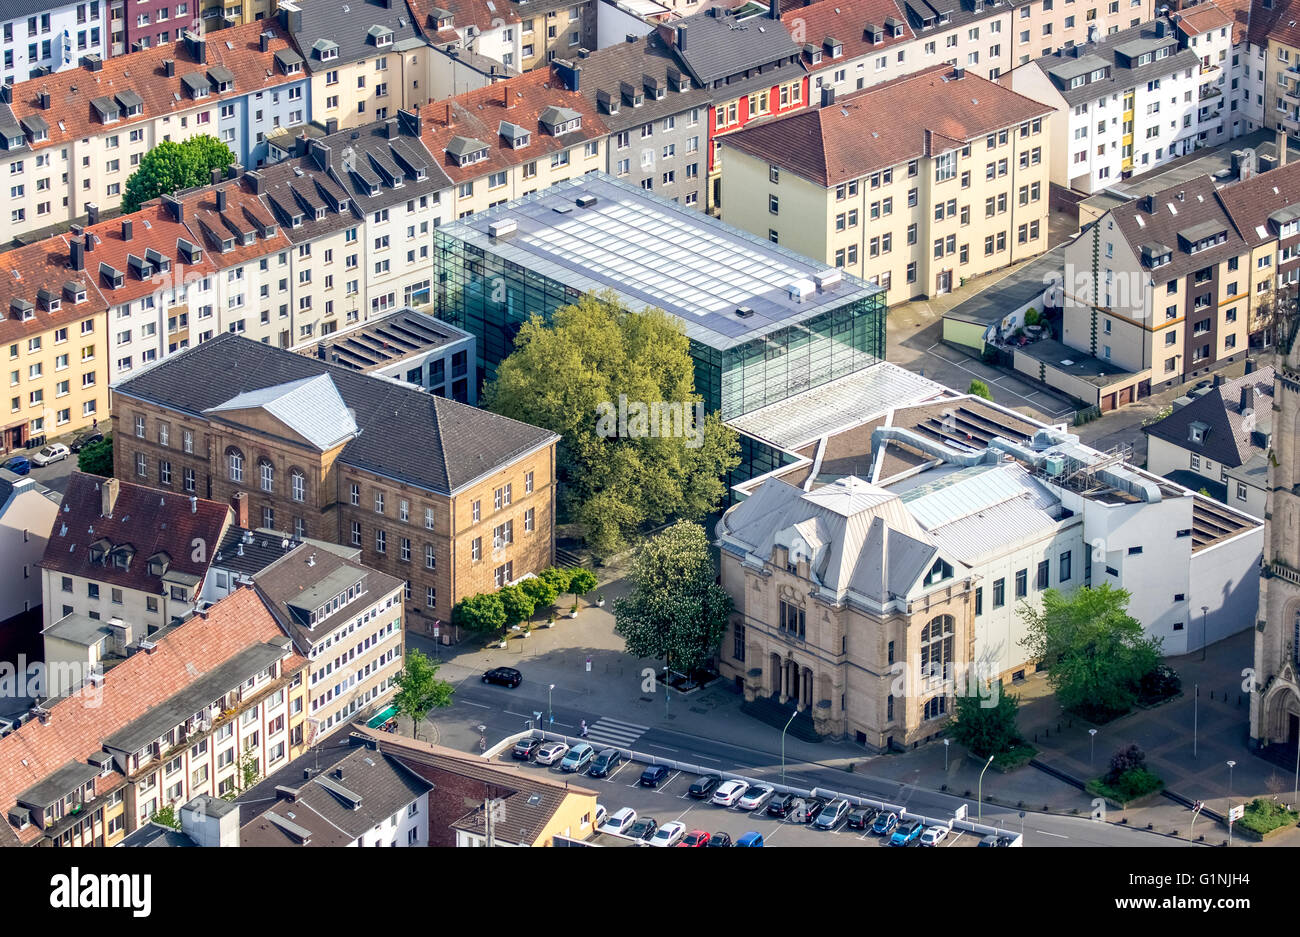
top-left (720, 65), bottom-right (1052, 305)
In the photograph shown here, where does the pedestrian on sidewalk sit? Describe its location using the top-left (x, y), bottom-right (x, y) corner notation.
top-left (580, 720), bottom-right (589, 738)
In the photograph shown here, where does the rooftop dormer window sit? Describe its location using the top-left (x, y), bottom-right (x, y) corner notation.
top-left (221, 236), bottom-right (235, 252)
top-left (242, 231), bottom-right (255, 246)
top-left (292, 213), bottom-right (304, 227)
top-left (369, 25), bottom-right (393, 47)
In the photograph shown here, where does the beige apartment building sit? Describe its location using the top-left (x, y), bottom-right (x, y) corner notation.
top-left (720, 65), bottom-right (1052, 304)
top-left (510, 0), bottom-right (597, 72)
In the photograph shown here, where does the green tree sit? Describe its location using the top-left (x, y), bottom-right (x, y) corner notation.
top-left (498, 583), bottom-right (536, 629)
top-left (150, 804), bottom-right (181, 830)
top-left (967, 379), bottom-right (993, 400)
top-left (519, 574), bottom-right (559, 612)
top-left (392, 649), bottom-right (455, 739)
top-left (453, 592), bottom-right (507, 636)
top-left (77, 437), bottom-right (113, 476)
top-left (1019, 584), bottom-right (1162, 721)
top-left (613, 521), bottom-right (732, 674)
top-left (220, 750), bottom-right (263, 801)
top-left (121, 135), bottom-right (235, 213)
top-left (566, 567), bottom-right (597, 607)
top-left (483, 292), bottom-right (740, 556)
top-left (948, 692), bottom-right (1022, 757)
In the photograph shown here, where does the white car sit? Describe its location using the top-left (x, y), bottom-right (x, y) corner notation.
top-left (600, 807), bottom-right (637, 836)
top-left (711, 779), bottom-right (750, 807)
top-left (737, 784), bottom-right (774, 811)
top-left (594, 804), bottom-right (607, 829)
top-left (534, 742), bottom-right (569, 766)
top-left (649, 821), bottom-right (686, 847)
top-left (30, 443), bottom-right (69, 467)
top-left (919, 825), bottom-right (949, 847)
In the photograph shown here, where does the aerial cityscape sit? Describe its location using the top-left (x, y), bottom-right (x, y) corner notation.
top-left (0, 0), bottom-right (1292, 897)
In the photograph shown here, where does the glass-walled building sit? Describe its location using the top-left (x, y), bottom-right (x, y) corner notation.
top-left (433, 174), bottom-right (886, 422)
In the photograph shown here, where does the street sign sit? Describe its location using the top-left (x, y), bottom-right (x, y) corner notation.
top-left (1228, 804), bottom-right (1245, 822)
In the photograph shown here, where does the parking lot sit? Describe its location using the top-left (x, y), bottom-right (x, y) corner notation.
top-left (498, 747), bottom-right (980, 848)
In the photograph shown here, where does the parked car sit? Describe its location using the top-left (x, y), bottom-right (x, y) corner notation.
top-left (872, 811), bottom-right (899, 836)
top-left (512, 737), bottom-right (544, 761)
top-left (919, 825), bottom-right (949, 847)
top-left (594, 804), bottom-right (607, 829)
top-left (2, 456), bottom-right (30, 475)
top-left (588, 749), bottom-right (622, 778)
top-left (534, 742), bottom-right (569, 766)
top-left (678, 830), bottom-right (710, 847)
top-left (736, 831), bottom-right (765, 847)
top-left (600, 807), bottom-right (636, 836)
top-left (649, 821), bottom-right (686, 847)
top-left (767, 792), bottom-right (798, 818)
top-left (69, 430), bottom-right (104, 453)
top-left (813, 798), bottom-right (851, 830)
top-left (737, 784), bottom-right (774, 812)
top-left (890, 819), bottom-right (924, 846)
top-left (639, 764), bottom-right (670, 788)
top-left (846, 805), bottom-right (879, 830)
top-left (706, 832), bottom-right (733, 847)
top-left (792, 796), bottom-right (827, 824)
top-left (626, 817), bottom-right (659, 842)
top-left (559, 742), bottom-right (595, 773)
top-left (480, 666), bottom-right (523, 688)
top-left (687, 775), bottom-right (721, 799)
top-left (30, 443), bottom-right (69, 467)
top-left (711, 780), bottom-right (750, 806)
top-left (978, 832), bottom-right (1023, 847)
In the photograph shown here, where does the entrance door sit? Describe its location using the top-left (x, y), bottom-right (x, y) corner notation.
top-left (935, 269), bottom-right (952, 295)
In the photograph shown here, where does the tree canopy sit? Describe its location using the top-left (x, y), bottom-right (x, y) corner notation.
top-left (121, 135), bottom-right (235, 214)
top-left (392, 650), bottom-right (454, 739)
top-left (948, 691), bottom-right (1022, 758)
top-left (483, 292), bottom-right (740, 556)
top-left (1019, 584), bottom-right (1162, 721)
top-left (453, 592), bottom-right (507, 636)
top-left (77, 438), bottom-right (113, 476)
top-left (613, 521), bottom-right (732, 674)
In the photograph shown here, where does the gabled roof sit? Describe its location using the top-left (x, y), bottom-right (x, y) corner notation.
top-left (1109, 174), bottom-right (1247, 285)
top-left (176, 179), bottom-right (290, 271)
top-left (282, 0), bottom-right (424, 71)
top-left (666, 6), bottom-right (801, 86)
top-left (206, 374), bottom-right (360, 451)
top-left (112, 334), bottom-right (559, 495)
top-left (1175, 1), bottom-right (1234, 36)
top-left (39, 473), bottom-right (231, 597)
top-left (1246, 0), bottom-right (1300, 46)
top-left (720, 65), bottom-right (1051, 186)
top-left (1144, 367), bottom-right (1275, 467)
top-left (1217, 159), bottom-right (1300, 248)
top-left (782, 0), bottom-right (916, 73)
top-left (573, 32), bottom-right (713, 132)
top-left (406, 0), bottom-right (520, 33)
top-left (1034, 18), bottom-right (1201, 106)
top-left (0, 588), bottom-right (299, 846)
top-left (0, 237), bottom-right (108, 346)
top-left (298, 118), bottom-right (453, 214)
top-left (77, 202), bottom-right (218, 305)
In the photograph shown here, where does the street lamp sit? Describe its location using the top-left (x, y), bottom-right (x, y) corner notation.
top-left (1088, 728), bottom-right (1097, 770)
top-left (1201, 605), bottom-right (1209, 661)
top-left (548, 684), bottom-right (555, 733)
top-left (477, 723), bottom-right (487, 753)
top-left (944, 738), bottom-right (951, 772)
top-left (780, 708), bottom-right (799, 785)
top-left (977, 754), bottom-right (994, 823)
top-left (1227, 759), bottom-right (1237, 847)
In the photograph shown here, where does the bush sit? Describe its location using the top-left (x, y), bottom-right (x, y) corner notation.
top-left (77, 437), bottom-right (113, 476)
top-left (1237, 798), bottom-right (1300, 835)
top-left (1024, 308), bottom-right (1041, 327)
top-left (968, 379), bottom-right (993, 400)
top-left (981, 346), bottom-right (1000, 365)
top-left (1138, 664), bottom-right (1182, 705)
top-left (1106, 744), bottom-right (1147, 785)
top-left (1087, 768), bottom-right (1164, 805)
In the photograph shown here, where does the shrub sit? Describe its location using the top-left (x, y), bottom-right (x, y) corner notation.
top-left (1025, 308), bottom-right (1041, 327)
top-left (1138, 664), bottom-right (1182, 705)
top-left (1106, 744), bottom-right (1147, 785)
top-left (1237, 798), bottom-right (1299, 835)
top-left (968, 379), bottom-right (993, 400)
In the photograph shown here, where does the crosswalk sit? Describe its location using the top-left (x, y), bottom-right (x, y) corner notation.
top-left (582, 717), bottom-right (649, 749)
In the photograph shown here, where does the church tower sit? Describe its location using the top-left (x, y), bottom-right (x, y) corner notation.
top-left (1252, 338), bottom-right (1300, 750)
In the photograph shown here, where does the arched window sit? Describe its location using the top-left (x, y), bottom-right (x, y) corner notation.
top-left (921, 615), bottom-right (954, 683)
top-left (290, 468), bottom-right (306, 503)
top-left (227, 447), bottom-right (244, 483)
top-left (259, 458), bottom-right (274, 493)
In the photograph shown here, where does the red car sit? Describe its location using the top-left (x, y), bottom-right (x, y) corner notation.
top-left (677, 829), bottom-right (710, 847)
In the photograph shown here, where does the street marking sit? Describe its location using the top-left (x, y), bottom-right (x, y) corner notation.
top-left (585, 717), bottom-right (650, 748)
top-left (646, 744), bottom-right (678, 753)
top-left (461, 700), bottom-right (490, 709)
top-left (1036, 830), bottom-right (1068, 839)
top-left (946, 831), bottom-right (964, 847)
top-left (697, 756), bottom-right (722, 763)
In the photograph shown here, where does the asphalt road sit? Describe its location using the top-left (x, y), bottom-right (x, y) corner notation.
top-left (430, 677), bottom-right (1197, 849)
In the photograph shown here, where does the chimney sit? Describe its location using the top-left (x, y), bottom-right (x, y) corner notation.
top-left (317, 341), bottom-right (327, 360)
top-left (676, 24), bottom-right (687, 52)
top-left (1245, 359), bottom-right (1256, 375)
top-left (953, 65), bottom-right (965, 79)
top-left (189, 32), bottom-right (207, 65)
top-left (1278, 126), bottom-right (1289, 167)
top-left (162, 193), bottom-right (183, 223)
top-left (84, 232), bottom-right (94, 253)
top-left (38, 90), bottom-right (50, 110)
top-left (246, 170), bottom-right (264, 195)
top-left (386, 118), bottom-right (398, 139)
top-left (334, 766), bottom-right (344, 780)
top-left (70, 238), bottom-right (85, 271)
top-left (821, 86), bottom-right (835, 107)
top-left (101, 477), bottom-right (120, 517)
top-left (445, 101), bottom-right (452, 126)
top-left (210, 167), bottom-right (222, 187)
top-left (121, 219), bottom-right (133, 241)
top-left (231, 490), bottom-right (248, 528)
top-left (503, 83), bottom-right (510, 107)
top-left (325, 117), bottom-right (339, 134)
top-left (770, 0), bottom-right (779, 19)
top-left (216, 188), bottom-right (227, 212)
top-left (163, 59), bottom-right (175, 78)
top-left (259, 32), bottom-right (271, 53)
top-left (1155, 19), bottom-right (1167, 37)
top-left (86, 202), bottom-right (100, 225)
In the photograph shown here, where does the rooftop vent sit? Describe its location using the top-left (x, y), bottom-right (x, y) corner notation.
top-left (575, 194), bottom-right (597, 208)
top-left (488, 219), bottom-right (517, 238)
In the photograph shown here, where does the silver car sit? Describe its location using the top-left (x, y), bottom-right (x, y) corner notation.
top-left (737, 784), bottom-right (774, 811)
top-left (534, 742), bottom-right (569, 766)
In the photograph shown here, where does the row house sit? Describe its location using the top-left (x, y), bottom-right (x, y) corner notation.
top-left (0, 586), bottom-right (306, 847)
top-left (501, 0), bottom-right (597, 73)
top-left (721, 66), bottom-right (1053, 303)
top-left (577, 31), bottom-right (714, 209)
top-left (1249, 0), bottom-right (1300, 137)
top-left (1005, 15), bottom-right (1223, 194)
top-left (410, 0), bottom-right (523, 99)
top-left (279, 0), bottom-right (435, 132)
top-left (0, 235), bottom-right (110, 453)
top-left (0, 468), bottom-right (61, 623)
top-left (420, 62), bottom-right (609, 219)
top-left (656, 3), bottom-right (807, 214)
top-left (0, 22), bottom-right (308, 241)
top-left (1060, 159), bottom-right (1300, 394)
top-left (39, 474), bottom-right (233, 657)
top-left (0, 1), bottom-right (109, 83)
top-left (110, 333), bottom-right (560, 629)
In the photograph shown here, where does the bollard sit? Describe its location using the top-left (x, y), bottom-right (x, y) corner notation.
top-left (1210, 690), bottom-right (1214, 700)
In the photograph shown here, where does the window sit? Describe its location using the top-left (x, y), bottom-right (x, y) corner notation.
top-left (778, 600), bottom-right (806, 638)
top-left (1015, 568), bottom-right (1028, 599)
top-left (1059, 551), bottom-right (1072, 582)
top-left (1037, 560), bottom-right (1049, 590)
top-left (992, 578), bottom-right (1006, 609)
top-left (227, 448), bottom-right (244, 483)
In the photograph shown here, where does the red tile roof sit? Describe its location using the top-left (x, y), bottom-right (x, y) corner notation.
top-left (175, 178), bottom-right (293, 271)
top-left (406, 0), bottom-right (519, 33)
top-left (0, 237), bottom-right (109, 347)
top-left (782, 0), bottom-right (915, 73)
top-left (5, 21), bottom-right (303, 154)
top-left (1208, 0), bottom-right (1253, 45)
top-left (77, 202), bottom-right (219, 306)
top-left (720, 65), bottom-right (1053, 186)
top-left (0, 587), bottom-right (298, 846)
top-left (40, 472), bottom-right (231, 597)
top-left (420, 66), bottom-right (610, 184)
top-left (1246, 0), bottom-right (1300, 47)
top-left (1175, 1), bottom-right (1234, 35)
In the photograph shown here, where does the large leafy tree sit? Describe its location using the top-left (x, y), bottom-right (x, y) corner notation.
top-left (948, 692), bottom-right (1022, 757)
top-left (453, 592), bottom-right (507, 636)
top-left (121, 135), bottom-right (235, 214)
top-left (392, 650), bottom-right (454, 739)
top-left (498, 584), bottom-right (536, 629)
top-left (77, 438), bottom-right (113, 476)
top-left (1019, 584), bottom-right (1162, 721)
top-left (613, 521), bottom-right (732, 674)
top-left (483, 292), bottom-right (740, 556)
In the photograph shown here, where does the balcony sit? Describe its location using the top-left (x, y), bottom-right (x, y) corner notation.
top-left (1198, 85), bottom-right (1222, 103)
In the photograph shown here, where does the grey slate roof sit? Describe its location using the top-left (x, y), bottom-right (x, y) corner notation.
top-left (669, 7), bottom-right (801, 86)
top-left (285, 0), bottom-right (424, 71)
top-left (1109, 174), bottom-right (1245, 286)
top-left (305, 120), bottom-right (454, 214)
top-left (575, 33), bottom-right (714, 133)
top-left (1035, 20), bottom-right (1201, 107)
top-left (112, 333), bottom-right (558, 495)
top-left (1144, 366), bottom-right (1275, 468)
